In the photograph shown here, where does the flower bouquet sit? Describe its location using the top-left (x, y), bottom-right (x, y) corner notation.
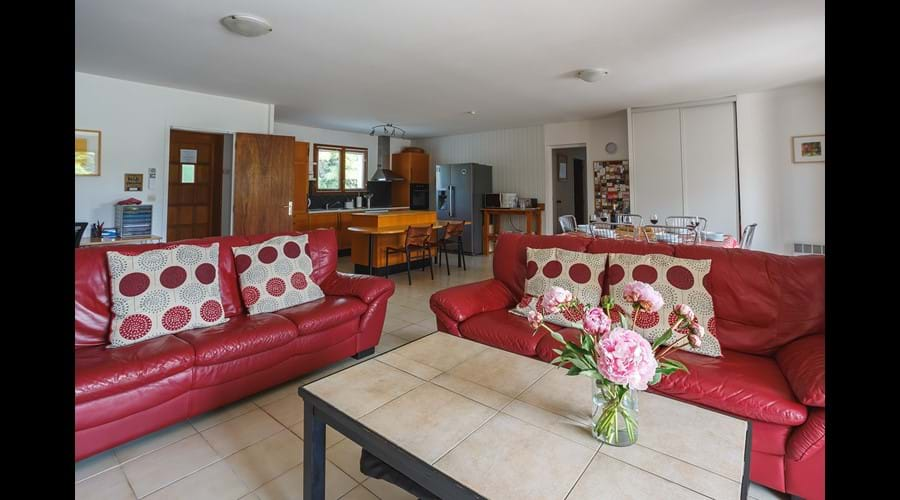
top-left (529, 282), bottom-right (705, 446)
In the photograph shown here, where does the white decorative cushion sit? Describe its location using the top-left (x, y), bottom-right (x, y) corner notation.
top-left (607, 253), bottom-right (722, 357)
top-left (511, 248), bottom-right (607, 328)
top-left (107, 243), bottom-right (228, 348)
top-left (232, 234), bottom-right (324, 315)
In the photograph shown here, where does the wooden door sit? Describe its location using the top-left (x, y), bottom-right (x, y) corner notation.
top-left (294, 141), bottom-right (310, 214)
top-left (167, 130), bottom-right (224, 241)
top-left (233, 133), bottom-right (295, 236)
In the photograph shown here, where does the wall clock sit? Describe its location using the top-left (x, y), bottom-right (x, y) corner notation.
top-left (605, 142), bottom-right (618, 154)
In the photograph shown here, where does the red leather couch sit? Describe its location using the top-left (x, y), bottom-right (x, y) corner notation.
top-left (430, 233), bottom-right (825, 500)
top-left (75, 229), bottom-right (394, 461)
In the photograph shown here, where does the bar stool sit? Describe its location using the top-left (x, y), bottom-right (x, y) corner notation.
top-left (385, 224), bottom-right (434, 285)
top-left (436, 221), bottom-right (466, 275)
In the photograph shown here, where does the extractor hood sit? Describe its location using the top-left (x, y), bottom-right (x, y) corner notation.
top-left (369, 135), bottom-right (404, 182)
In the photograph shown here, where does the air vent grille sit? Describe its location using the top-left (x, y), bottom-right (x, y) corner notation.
top-left (793, 243), bottom-right (825, 256)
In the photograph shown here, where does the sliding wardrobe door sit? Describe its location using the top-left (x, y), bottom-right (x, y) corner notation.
top-left (680, 102), bottom-right (739, 236)
top-left (630, 108), bottom-right (684, 220)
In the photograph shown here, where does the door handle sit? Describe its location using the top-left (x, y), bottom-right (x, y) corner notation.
top-left (283, 201), bottom-right (293, 216)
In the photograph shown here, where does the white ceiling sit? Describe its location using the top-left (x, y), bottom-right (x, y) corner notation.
top-left (75, 0), bottom-right (824, 138)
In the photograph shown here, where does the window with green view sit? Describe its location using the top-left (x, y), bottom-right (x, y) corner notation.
top-left (314, 145), bottom-right (367, 192)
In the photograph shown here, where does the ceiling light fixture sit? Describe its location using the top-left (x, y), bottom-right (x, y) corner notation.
top-left (221, 14), bottom-right (273, 37)
top-left (576, 68), bottom-right (610, 82)
top-left (369, 123), bottom-right (406, 138)
top-left (466, 110), bottom-right (477, 115)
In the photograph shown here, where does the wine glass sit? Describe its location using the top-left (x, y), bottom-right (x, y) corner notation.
top-left (599, 211), bottom-right (608, 223)
top-left (650, 213), bottom-right (659, 224)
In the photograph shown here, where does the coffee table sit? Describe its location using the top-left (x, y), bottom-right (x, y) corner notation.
top-left (299, 332), bottom-right (751, 499)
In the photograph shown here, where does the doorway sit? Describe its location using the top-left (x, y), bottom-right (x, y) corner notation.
top-left (167, 129), bottom-right (225, 241)
top-left (551, 147), bottom-right (587, 233)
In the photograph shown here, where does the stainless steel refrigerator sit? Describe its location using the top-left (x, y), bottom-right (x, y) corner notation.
top-left (435, 163), bottom-right (493, 255)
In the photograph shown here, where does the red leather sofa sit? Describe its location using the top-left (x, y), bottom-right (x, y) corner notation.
top-left (430, 233), bottom-right (825, 500)
top-left (75, 229), bottom-right (394, 461)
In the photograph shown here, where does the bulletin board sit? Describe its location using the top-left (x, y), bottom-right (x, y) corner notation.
top-left (593, 160), bottom-right (630, 213)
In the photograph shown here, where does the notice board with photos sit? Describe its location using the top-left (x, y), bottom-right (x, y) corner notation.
top-left (593, 160), bottom-right (630, 213)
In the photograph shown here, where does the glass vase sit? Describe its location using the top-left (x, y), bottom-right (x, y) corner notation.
top-left (592, 379), bottom-right (638, 446)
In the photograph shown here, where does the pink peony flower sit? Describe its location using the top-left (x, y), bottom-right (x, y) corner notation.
top-left (623, 281), bottom-right (664, 313)
top-left (596, 327), bottom-right (659, 390)
top-left (673, 304), bottom-right (695, 322)
top-left (690, 320), bottom-right (705, 338)
top-left (583, 307), bottom-right (611, 336)
top-left (527, 310), bottom-right (543, 330)
top-left (542, 286), bottom-right (573, 314)
top-left (688, 334), bottom-right (702, 348)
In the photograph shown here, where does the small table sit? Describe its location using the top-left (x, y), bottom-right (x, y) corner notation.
top-left (79, 235), bottom-right (163, 247)
top-left (299, 333), bottom-right (750, 500)
top-left (347, 221), bottom-right (470, 276)
top-left (481, 207), bottom-right (544, 255)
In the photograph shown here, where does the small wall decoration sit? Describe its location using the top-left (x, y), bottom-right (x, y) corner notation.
top-left (594, 160), bottom-right (630, 213)
top-left (558, 154), bottom-right (568, 179)
top-left (75, 129), bottom-right (101, 176)
top-left (124, 173), bottom-right (144, 191)
top-left (792, 134), bottom-right (825, 163)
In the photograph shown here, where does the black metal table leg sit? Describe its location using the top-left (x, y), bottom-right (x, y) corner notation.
top-left (368, 234), bottom-right (374, 276)
top-left (303, 403), bottom-right (326, 500)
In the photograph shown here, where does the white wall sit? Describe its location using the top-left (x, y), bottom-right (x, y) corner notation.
top-left (736, 81), bottom-right (825, 254)
top-left (75, 72), bottom-right (272, 240)
top-left (412, 126), bottom-right (545, 232)
top-left (274, 122), bottom-right (411, 178)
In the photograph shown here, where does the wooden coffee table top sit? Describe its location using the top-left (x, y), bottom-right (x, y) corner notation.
top-left (302, 332), bottom-right (750, 499)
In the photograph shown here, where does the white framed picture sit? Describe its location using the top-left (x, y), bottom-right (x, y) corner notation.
top-left (792, 134), bottom-right (825, 163)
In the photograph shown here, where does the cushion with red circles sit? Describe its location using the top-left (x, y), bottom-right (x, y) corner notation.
top-left (106, 243), bottom-right (229, 348)
top-left (607, 253), bottom-right (722, 358)
top-left (232, 234), bottom-right (324, 315)
top-left (511, 248), bottom-right (607, 329)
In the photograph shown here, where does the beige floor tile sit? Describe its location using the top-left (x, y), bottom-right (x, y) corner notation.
top-left (262, 395), bottom-right (304, 428)
top-left (360, 479), bottom-right (416, 500)
top-left (748, 482), bottom-right (790, 500)
top-left (239, 494), bottom-right (261, 500)
top-left (380, 316), bottom-right (411, 334)
top-left (75, 467), bottom-right (136, 500)
top-left (121, 434), bottom-right (221, 498)
top-left (567, 452), bottom-right (705, 500)
top-left (113, 422), bottom-right (197, 463)
top-left (360, 383), bottom-right (496, 464)
top-left (75, 450), bottom-right (120, 483)
top-left (390, 333), bottom-right (486, 372)
top-left (201, 409), bottom-right (285, 457)
top-left (303, 361), bottom-right (423, 418)
top-left (252, 462), bottom-right (356, 500)
top-left (388, 323), bottom-right (434, 342)
top-left (446, 348), bottom-right (552, 398)
top-left (434, 413), bottom-right (595, 500)
top-left (375, 351), bottom-right (442, 380)
top-left (373, 333), bottom-right (409, 354)
top-left (251, 380), bottom-right (304, 407)
top-left (339, 485), bottom-right (379, 500)
top-left (429, 373), bottom-right (512, 410)
top-left (143, 460), bottom-right (249, 500)
top-left (190, 399), bottom-right (259, 431)
top-left (226, 429), bottom-right (303, 491)
top-left (391, 306), bottom-right (433, 324)
top-left (326, 439), bottom-right (367, 483)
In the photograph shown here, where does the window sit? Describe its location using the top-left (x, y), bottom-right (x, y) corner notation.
top-left (314, 144), bottom-right (368, 192)
top-left (181, 164), bottom-right (195, 184)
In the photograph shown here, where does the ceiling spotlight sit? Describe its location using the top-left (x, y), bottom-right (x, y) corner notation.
top-left (576, 68), bottom-right (610, 82)
top-left (466, 110), bottom-right (477, 115)
top-left (369, 123), bottom-right (406, 137)
top-left (221, 14), bottom-right (273, 37)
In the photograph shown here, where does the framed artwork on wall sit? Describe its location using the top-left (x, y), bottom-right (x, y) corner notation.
top-left (558, 154), bottom-right (567, 179)
top-left (792, 134), bottom-right (825, 163)
top-left (75, 129), bottom-right (102, 176)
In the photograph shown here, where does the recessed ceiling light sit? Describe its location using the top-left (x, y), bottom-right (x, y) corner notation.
top-left (221, 14), bottom-right (273, 37)
top-left (466, 110), bottom-right (477, 115)
top-left (576, 68), bottom-right (610, 82)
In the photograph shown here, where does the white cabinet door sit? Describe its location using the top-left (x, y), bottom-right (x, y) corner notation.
top-left (631, 108), bottom-right (683, 221)
top-left (680, 102), bottom-right (740, 236)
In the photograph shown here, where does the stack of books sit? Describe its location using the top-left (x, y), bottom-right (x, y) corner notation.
top-left (115, 204), bottom-right (152, 237)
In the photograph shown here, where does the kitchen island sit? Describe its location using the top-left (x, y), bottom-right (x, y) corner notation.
top-left (349, 210), bottom-right (437, 275)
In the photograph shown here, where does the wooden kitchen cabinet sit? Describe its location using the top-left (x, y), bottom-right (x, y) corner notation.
top-left (307, 213), bottom-right (339, 231)
top-left (338, 213), bottom-right (353, 249)
top-left (392, 152), bottom-right (429, 184)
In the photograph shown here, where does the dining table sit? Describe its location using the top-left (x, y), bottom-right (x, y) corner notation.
top-left (563, 229), bottom-right (739, 248)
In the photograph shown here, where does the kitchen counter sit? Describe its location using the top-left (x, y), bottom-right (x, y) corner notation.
top-left (307, 206), bottom-right (409, 214)
top-left (349, 210), bottom-right (438, 272)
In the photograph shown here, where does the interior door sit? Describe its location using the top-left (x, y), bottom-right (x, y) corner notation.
top-left (631, 108), bottom-right (683, 221)
top-left (233, 133), bottom-right (295, 236)
top-left (167, 130), bottom-right (224, 241)
top-left (293, 141), bottom-right (310, 231)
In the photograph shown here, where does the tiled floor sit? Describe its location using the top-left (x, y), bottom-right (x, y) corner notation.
top-left (76, 254), bottom-right (787, 500)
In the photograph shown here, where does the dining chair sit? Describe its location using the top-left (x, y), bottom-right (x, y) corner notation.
top-left (640, 224), bottom-right (700, 245)
top-left (385, 224), bottom-right (434, 285)
top-left (75, 222), bottom-right (88, 248)
top-left (436, 221), bottom-right (466, 275)
top-left (558, 215), bottom-right (577, 233)
top-left (666, 216), bottom-right (708, 233)
top-left (617, 213), bottom-right (643, 227)
top-left (590, 221), bottom-right (642, 241)
top-left (739, 223), bottom-right (758, 249)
